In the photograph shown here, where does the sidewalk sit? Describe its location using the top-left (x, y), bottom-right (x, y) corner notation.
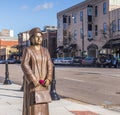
top-left (0, 83), bottom-right (120, 115)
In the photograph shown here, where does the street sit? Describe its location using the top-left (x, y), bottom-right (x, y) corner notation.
top-left (0, 64), bottom-right (120, 108)
top-left (55, 66), bottom-right (120, 107)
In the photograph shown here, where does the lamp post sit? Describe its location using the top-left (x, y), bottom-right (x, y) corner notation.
top-left (81, 11), bottom-right (84, 58)
top-left (82, 31), bottom-right (84, 58)
top-left (18, 33), bottom-right (22, 60)
top-left (4, 61), bottom-right (12, 85)
top-left (50, 60), bottom-right (60, 100)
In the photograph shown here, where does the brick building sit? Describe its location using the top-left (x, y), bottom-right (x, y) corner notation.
top-left (42, 26), bottom-right (57, 58)
top-left (18, 26), bottom-right (57, 58)
top-left (0, 37), bottom-right (18, 59)
top-left (57, 0), bottom-right (120, 59)
top-left (0, 29), bottom-right (14, 37)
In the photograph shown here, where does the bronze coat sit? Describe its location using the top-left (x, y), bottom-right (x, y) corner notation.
top-left (21, 46), bottom-right (53, 115)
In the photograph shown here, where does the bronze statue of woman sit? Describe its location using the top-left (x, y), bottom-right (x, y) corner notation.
top-left (21, 27), bottom-right (53, 115)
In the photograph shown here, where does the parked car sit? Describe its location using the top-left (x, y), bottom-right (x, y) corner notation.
top-left (82, 57), bottom-right (97, 66)
top-left (0, 60), bottom-right (6, 64)
top-left (96, 54), bottom-right (118, 68)
top-left (16, 60), bottom-right (21, 64)
top-left (0, 58), bottom-right (17, 64)
top-left (53, 57), bottom-right (64, 65)
top-left (53, 57), bottom-right (73, 65)
top-left (72, 56), bottom-right (83, 65)
top-left (7, 58), bottom-right (17, 64)
top-left (62, 57), bottom-right (73, 65)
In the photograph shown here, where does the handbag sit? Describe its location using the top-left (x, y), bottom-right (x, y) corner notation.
top-left (30, 47), bottom-right (52, 104)
top-left (35, 89), bottom-right (52, 104)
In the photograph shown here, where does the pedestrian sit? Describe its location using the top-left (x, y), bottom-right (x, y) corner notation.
top-left (21, 27), bottom-right (53, 115)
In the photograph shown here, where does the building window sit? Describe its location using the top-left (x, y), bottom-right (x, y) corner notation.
top-left (103, 23), bottom-right (107, 33)
top-left (95, 25), bottom-right (98, 36)
top-left (87, 5), bottom-right (93, 23)
top-left (57, 18), bottom-right (60, 28)
top-left (118, 19), bottom-right (120, 31)
top-left (95, 6), bottom-right (98, 17)
top-left (112, 20), bottom-right (116, 32)
top-left (68, 32), bottom-right (72, 41)
top-left (74, 30), bottom-right (77, 40)
top-left (63, 30), bottom-right (67, 36)
top-left (88, 16), bottom-right (92, 22)
top-left (87, 6), bottom-right (93, 16)
top-left (63, 15), bottom-right (67, 23)
top-left (103, 2), bottom-right (107, 14)
top-left (88, 31), bottom-right (92, 39)
top-left (80, 28), bottom-right (84, 38)
top-left (68, 16), bottom-right (71, 25)
top-left (88, 24), bottom-right (92, 31)
top-left (72, 14), bottom-right (77, 23)
top-left (80, 11), bottom-right (83, 21)
top-left (88, 24), bottom-right (92, 39)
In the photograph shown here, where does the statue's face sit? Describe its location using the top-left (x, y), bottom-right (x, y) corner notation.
top-left (31, 33), bottom-right (43, 45)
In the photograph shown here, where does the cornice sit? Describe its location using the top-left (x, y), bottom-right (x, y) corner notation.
top-left (57, 0), bottom-right (107, 16)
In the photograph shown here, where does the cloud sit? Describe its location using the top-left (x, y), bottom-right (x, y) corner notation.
top-left (33, 2), bottom-right (53, 11)
top-left (20, 5), bottom-right (29, 10)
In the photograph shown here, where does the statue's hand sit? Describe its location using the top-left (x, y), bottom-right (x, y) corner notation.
top-left (44, 79), bottom-right (51, 87)
top-left (33, 80), bottom-right (40, 87)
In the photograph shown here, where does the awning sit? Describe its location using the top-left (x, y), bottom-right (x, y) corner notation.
top-left (102, 38), bottom-right (120, 49)
top-left (68, 44), bottom-right (77, 50)
top-left (63, 47), bottom-right (69, 52)
top-left (56, 46), bottom-right (63, 52)
top-left (63, 44), bottom-right (77, 53)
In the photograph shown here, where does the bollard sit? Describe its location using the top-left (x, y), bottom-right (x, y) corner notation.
top-left (3, 61), bottom-right (12, 85)
top-left (50, 63), bottom-right (60, 100)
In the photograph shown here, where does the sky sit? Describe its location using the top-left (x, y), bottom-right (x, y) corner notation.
top-left (0, 0), bottom-right (85, 37)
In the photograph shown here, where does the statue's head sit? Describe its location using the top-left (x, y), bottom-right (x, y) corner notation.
top-left (29, 27), bottom-right (43, 45)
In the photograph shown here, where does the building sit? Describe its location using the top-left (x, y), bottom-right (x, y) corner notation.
top-left (57, 0), bottom-right (120, 58)
top-left (18, 31), bottom-right (29, 58)
top-left (103, 7), bottom-right (120, 58)
top-left (0, 29), bottom-right (14, 37)
top-left (42, 26), bottom-right (57, 58)
top-left (0, 37), bottom-right (18, 59)
top-left (18, 26), bottom-right (57, 58)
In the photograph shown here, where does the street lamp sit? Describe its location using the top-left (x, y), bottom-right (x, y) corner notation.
top-left (80, 12), bottom-right (84, 58)
top-left (3, 61), bottom-right (12, 85)
top-left (50, 60), bottom-right (60, 100)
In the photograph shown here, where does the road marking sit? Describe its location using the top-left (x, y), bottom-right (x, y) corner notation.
top-left (63, 77), bottom-right (85, 82)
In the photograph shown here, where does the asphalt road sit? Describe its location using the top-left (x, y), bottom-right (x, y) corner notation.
top-left (55, 66), bottom-right (120, 107)
top-left (0, 64), bottom-right (120, 108)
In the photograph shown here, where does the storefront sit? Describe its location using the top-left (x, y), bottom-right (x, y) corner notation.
top-left (102, 38), bottom-right (120, 59)
top-left (0, 47), bottom-right (18, 60)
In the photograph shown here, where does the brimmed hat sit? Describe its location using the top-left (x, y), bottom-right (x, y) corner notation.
top-left (29, 27), bottom-right (43, 37)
